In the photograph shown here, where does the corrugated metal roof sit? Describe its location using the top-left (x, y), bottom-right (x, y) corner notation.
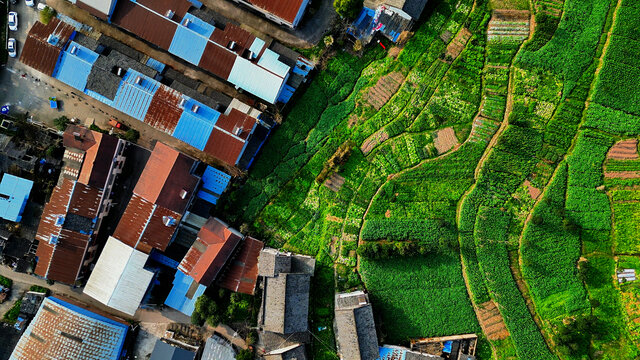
top-left (198, 41), bottom-right (236, 80)
top-left (77, 131), bottom-right (120, 188)
top-left (244, 0), bottom-right (307, 24)
top-left (145, 57), bottom-right (167, 73)
top-left (164, 270), bottom-right (206, 316)
top-left (10, 297), bottom-right (128, 360)
top-left (19, 19), bottom-right (75, 76)
top-left (204, 128), bottom-right (247, 165)
top-left (218, 236), bottom-right (263, 295)
top-left (136, 0), bottom-right (192, 19)
top-left (0, 174), bottom-right (33, 222)
top-left (249, 37), bottom-right (266, 55)
top-left (258, 49), bottom-right (291, 78)
top-left (173, 98), bottom-right (219, 151)
top-left (112, 69), bottom-right (160, 121)
top-left (215, 108), bottom-right (257, 140)
top-left (168, 13), bottom-right (215, 65)
top-left (150, 339), bottom-right (197, 360)
top-left (76, 0), bottom-right (118, 19)
top-left (112, 0), bottom-right (178, 50)
top-left (178, 217), bottom-right (242, 286)
top-left (209, 23), bottom-right (255, 54)
top-left (145, 85), bottom-right (185, 134)
top-left (133, 142), bottom-right (198, 213)
top-left (53, 41), bottom-right (100, 91)
top-left (200, 166), bottom-right (231, 196)
top-left (227, 57), bottom-right (288, 104)
top-left (83, 236), bottom-right (154, 316)
top-left (202, 336), bottom-right (237, 360)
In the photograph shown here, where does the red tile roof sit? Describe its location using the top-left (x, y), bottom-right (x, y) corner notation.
top-left (34, 179), bottom-right (102, 284)
top-left (144, 86), bottom-right (184, 134)
top-left (133, 142), bottom-right (198, 214)
top-left (19, 19), bottom-right (75, 76)
top-left (204, 128), bottom-right (246, 166)
top-left (218, 236), bottom-right (264, 294)
top-left (178, 218), bottom-right (242, 286)
top-left (245, 0), bottom-right (306, 24)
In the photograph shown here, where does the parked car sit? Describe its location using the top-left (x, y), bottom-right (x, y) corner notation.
top-left (108, 118), bottom-right (128, 130)
top-left (25, 0), bottom-right (34, 7)
top-left (7, 39), bottom-right (16, 58)
top-left (8, 12), bottom-right (17, 31)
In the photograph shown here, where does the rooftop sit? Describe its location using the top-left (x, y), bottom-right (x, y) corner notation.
top-left (201, 335), bottom-right (236, 360)
top-left (150, 340), bottom-right (196, 360)
top-left (178, 217), bottom-right (243, 286)
top-left (10, 296), bottom-right (128, 360)
top-left (262, 273), bottom-right (312, 334)
top-left (218, 236), bottom-right (263, 295)
top-left (83, 236), bottom-right (155, 316)
top-left (242, 0), bottom-right (308, 25)
top-left (334, 291), bottom-right (379, 360)
top-left (19, 19), bottom-right (75, 76)
top-left (0, 174), bottom-right (33, 222)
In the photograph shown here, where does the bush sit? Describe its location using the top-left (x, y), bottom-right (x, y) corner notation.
top-left (124, 128), bottom-right (140, 143)
top-left (333, 0), bottom-right (362, 19)
top-left (53, 116), bottom-right (69, 131)
top-left (29, 285), bottom-right (49, 295)
top-left (0, 275), bottom-right (11, 288)
top-left (236, 349), bottom-right (254, 360)
top-left (3, 299), bottom-right (21, 323)
top-left (39, 6), bottom-right (56, 25)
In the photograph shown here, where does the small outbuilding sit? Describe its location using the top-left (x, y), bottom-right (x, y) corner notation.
top-left (0, 173), bottom-right (33, 222)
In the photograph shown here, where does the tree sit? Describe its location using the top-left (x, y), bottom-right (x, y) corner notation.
top-left (236, 349), bottom-right (254, 360)
top-left (334, 0), bottom-right (363, 19)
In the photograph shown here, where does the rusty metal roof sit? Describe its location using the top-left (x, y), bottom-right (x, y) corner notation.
top-left (144, 85), bottom-right (185, 134)
top-left (178, 218), bottom-right (243, 286)
top-left (218, 236), bottom-right (264, 294)
top-left (133, 142), bottom-right (198, 214)
top-left (111, 0), bottom-right (178, 50)
top-left (136, 0), bottom-right (192, 19)
top-left (20, 19), bottom-right (75, 76)
top-left (247, 0), bottom-right (306, 24)
top-left (10, 296), bottom-right (128, 360)
top-left (204, 128), bottom-right (246, 166)
top-left (112, 194), bottom-right (182, 253)
top-left (198, 41), bottom-right (237, 80)
top-left (34, 178), bottom-right (102, 285)
top-left (209, 23), bottom-right (255, 54)
top-left (216, 108), bottom-right (257, 140)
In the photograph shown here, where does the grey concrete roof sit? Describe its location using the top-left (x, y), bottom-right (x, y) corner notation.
top-left (335, 292), bottom-right (378, 360)
top-left (258, 248), bottom-right (292, 277)
top-left (264, 343), bottom-right (308, 360)
top-left (98, 35), bottom-right (145, 61)
top-left (86, 49), bottom-right (157, 100)
top-left (263, 273), bottom-right (311, 334)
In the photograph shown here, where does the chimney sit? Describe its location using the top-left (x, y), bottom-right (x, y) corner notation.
top-left (117, 67), bottom-right (122, 76)
top-left (70, 46), bottom-right (77, 55)
top-left (227, 41), bottom-right (236, 51)
top-left (233, 126), bottom-right (242, 136)
top-left (191, 104), bottom-right (199, 113)
top-left (179, 98), bottom-right (186, 108)
top-left (182, 18), bottom-right (190, 26)
top-left (179, 189), bottom-right (188, 199)
top-left (135, 76), bottom-right (142, 85)
top-left (73, 132), bottom-right (82, 141)
top-left (165, 9), bottom-right (174, 19)
top-left (163, 216), bottom-right (177, 227)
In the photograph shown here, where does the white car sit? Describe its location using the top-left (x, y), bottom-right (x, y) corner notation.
top-left (8, 12), bottom-right (17, 31)
top-left (25, 0), bottom-right (34, 6)
top-left (8, 39), bottom-right (16, 58)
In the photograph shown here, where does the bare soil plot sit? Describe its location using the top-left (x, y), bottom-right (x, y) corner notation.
top-left (477, 300), bottom-right (510, 341)
top-left (488, 10), bottom-right (531, 41)
top-left (433, 127), bottom-right (460, 154)
top-left (361, 130), bottom-right (390, 154)
top-left (608, 139), bottom-right (639, 160)
top-left (604, 171), bottom-right (640, 179)
top-left (445, 28), bottom-right (472, 62)
top-left (524, 180), bottom-right (542, 199)
top-left (364, 72), bottom-right (405, 110)
top-left (324, 173), bottom-right (346, 192)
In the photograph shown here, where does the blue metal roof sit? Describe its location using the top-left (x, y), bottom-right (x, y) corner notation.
top-left (85, 88), bottom-right (116, 107)
top-left (257, 49), bottom-right (290, 78)
top-left (228, 57), bottom-right (288, 104)
top-left (53, 41), bottom-right (99, 91)
top-left (277, 84), bottom-right (295, 104)
top-left (249, 37), bottom-right (265, 55)
top-left (196, 190), bottom-right (219, 205)
top-left (169, 13), bottom-right (215, 65)
top-left (201, 166), bottom-right (231, 195)
top-left (173, 97), bottom-right (219, 150)
top-left (112, 69), bottom-right (160, 121)
top-left (145, 57), bottom-right (166, 73)
top-left (0, 174), bottom-right (33, 222)
top-left (164, 270), bottom-right (206, 316)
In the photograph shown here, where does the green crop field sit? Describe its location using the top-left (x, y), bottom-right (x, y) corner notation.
top-left (217, 0), bottom-right (640, 358)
